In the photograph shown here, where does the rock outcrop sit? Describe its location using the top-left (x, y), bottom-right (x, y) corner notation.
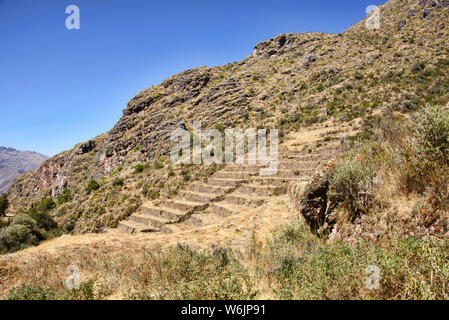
top-left (6, 0), bottom-right (449, 233)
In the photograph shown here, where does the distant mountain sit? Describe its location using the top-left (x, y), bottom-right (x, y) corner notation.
top-left (0, 147), bottom-right (48, 194)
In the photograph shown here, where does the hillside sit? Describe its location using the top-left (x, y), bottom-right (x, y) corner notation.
top-left (6, 0), bottom-right (449, 234)
top-left (8, 0), bottom-right (449, 232)
top-left (0, 147), bottom-right (48, 195)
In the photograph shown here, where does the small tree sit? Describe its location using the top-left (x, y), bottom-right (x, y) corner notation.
top-left (0, 194), bottom-right (8, 217)
top-left (85, 179), bottom-right (100, 194)
top-left (57, 189), bottom-right (73, 205)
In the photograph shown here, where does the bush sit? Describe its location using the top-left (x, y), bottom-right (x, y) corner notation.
top-left (181, 168), bottom-right (190, 182)
top-left (112, 178), bottom-right (124, 187)
top-left (167, 166), bottom-right (175, 177)
top-left (329, 159), bottom-right (376, 220)
top-left (401, 106), bottom-right (449, 206)
top-left (133, 163), bottom-right (147, 174)
top-left (85, 180), bottom-right (100, 194)
top-left (267, 234), bottom-right (449, 300)
top-left (57, 189), bottom-right (72, 205)
top-left (12, 213), bottom-right (37, 229)
top-left (413, 106), bottom-right (449, 166)
top-left (0, 206), bottom-right (60, 253)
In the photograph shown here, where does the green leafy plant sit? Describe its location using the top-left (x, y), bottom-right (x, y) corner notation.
top-left (85, 180), bottom-right (100, 194)
top-left (57, 189), bottom-right (73, 205)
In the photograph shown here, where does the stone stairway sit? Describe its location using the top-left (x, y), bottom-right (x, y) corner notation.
top-left (117, 144), bottom-right (338, 235)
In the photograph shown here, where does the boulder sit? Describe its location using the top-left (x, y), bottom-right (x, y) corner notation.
top-left (298, 170), bottom-right (330, 231)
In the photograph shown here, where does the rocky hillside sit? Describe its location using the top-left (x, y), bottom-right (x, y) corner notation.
top-left (0, 147), bottom-right (47, 195)
top-left (6, 0), bottom-right (449, 233)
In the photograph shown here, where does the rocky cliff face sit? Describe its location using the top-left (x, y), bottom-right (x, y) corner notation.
top-left (7, 0), bottom-right (449, 233)
top-left (0, 147), bottom-right (48, 195)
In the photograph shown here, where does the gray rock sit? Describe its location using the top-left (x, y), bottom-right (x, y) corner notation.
top-left (303, 55), bottom-right (316, 67)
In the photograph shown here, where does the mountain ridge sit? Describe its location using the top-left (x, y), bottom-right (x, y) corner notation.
top-left (6, 0), bottom-right (449, 233)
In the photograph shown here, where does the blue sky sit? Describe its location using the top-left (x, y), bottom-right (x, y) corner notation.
top-left (0, 0), bottom-right (385, 156)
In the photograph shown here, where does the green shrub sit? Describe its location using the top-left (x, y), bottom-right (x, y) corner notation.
top-left (0, 223), bottom-right (38, 253)
top-left (126, 246), bottom-right (256, 300)
top-left (7, 280), bottom-right (99, 300)
top-left (265, 225), bottom-right (449, 300)
top-left (214, 123), bottom-right (225, 133)
top-left (85, 180), bottom-right (100, 194)
top-left (154, 158), bottom-right (164, 170)
top-left (412, 61), bottom-right (426, 73)
top-left (36, 198), bottom-right (56, 212)
top-left (167, 166), bottom-right (175, 177)
top-left (112, 178), bottom-right (124, 187)
top-left (57, 189), bottom-right (72, 205)
top-left (354, 72), bottom-right (364, 80)
top-left (12, 213), bottom-right (37, 228)
top-left (28, 210), bottom-right (57, 230)
top-left (0, 201), bottom-right (59, 253)
top-left (400, 106), bottom-right (449, 204)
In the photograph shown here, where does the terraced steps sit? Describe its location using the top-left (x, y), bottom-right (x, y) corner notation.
top-left (162, 199), bottom-right (209, 212)
top-left (142, 204), bottom-right (185, 221)
top-left (117, 220), bottom-right (159, 234)
top-left (189, 183), bottom-right (233, 195)
top-left (180, 190), bottom-right (224, 203)
top-left (207, 202), bottom-right (251, 218)
top-left (278, 162), bottom-right (325, 170)
top-left (130, 213), bottom-right (169, 229)
top-left (117, 139), bottom-right (340, 235)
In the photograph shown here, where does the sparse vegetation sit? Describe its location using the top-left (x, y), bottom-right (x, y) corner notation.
top-left (56, 189), bottom-right (72, 205)
top-left (3, 0), bottom-right (449, 301)
top-left (112, 178), bottom-right (124, 187)
top-left (85, 179), bottom-right (100, 194)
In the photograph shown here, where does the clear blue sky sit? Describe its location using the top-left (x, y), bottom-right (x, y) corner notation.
top-left (0, 0), bottom-right (385, 156)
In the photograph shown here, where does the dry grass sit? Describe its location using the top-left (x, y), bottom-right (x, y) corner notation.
top-left (2, 215), bottom-right (448, 300)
